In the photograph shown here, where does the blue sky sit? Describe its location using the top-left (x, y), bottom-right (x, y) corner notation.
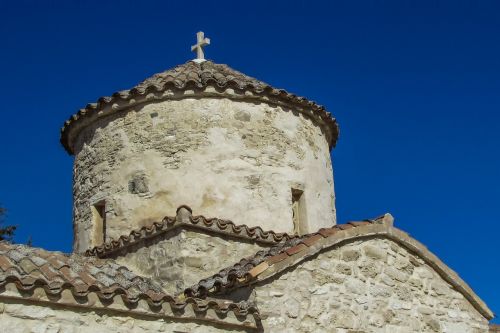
top-left (0, 0), bottom-right (499, 322)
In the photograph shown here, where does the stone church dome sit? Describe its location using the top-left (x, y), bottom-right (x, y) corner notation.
top-left (60, 57), bottom-right (340, 253)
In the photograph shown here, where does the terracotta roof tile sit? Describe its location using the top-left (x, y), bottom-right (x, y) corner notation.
top-left (264, 252), bottom-right (289, 265)
top-left (348, 221), bottom-right (372, 227)
top-left (185, 216), bottom-right (388, 298)
top-left (248, 262), bottom-right (269, 278)
top-left (337, 223), bottom-right (354, 230)
top-left (39, 263), bottom-right (61, 281)
top-left (301, 233), bottom-right (323, 247)
top-left (85, 206), bottom-right (296, 258)
top-left (184, 235), bottom-right (306, 298)
top-left (0, 241), bottom-right (258, 321)
top-left (0, 242), bottom-right (10, 252)
top-left (285, 243), bottom-right (308, 256)
top-left (0, 255), bottom-right (12, 270)
top-left (60, 60), bottom-right (339, 154)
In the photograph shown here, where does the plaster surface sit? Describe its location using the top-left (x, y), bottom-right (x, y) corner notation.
top-left (72, 97), bottom-right (336, 252)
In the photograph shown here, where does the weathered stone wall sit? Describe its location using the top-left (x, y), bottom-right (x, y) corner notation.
top-left (0, 300), bottom-right (247, 333)
top-left (0, 238), bottom-right (491, 333)
top-left (113, 230), bottom-right (266, 294)
top-left (72, 97), bottom-right (336, 252)
top-left (249, 238), bottom-right (489, 333)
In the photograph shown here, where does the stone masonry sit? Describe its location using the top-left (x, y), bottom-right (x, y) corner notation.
top-left (113, 229), bottom-right (266, 295)
top-left (247, 238), bottom-right (489, 333)
top-left (72, 97), bottom-right (335, 252)
top-left (0, 235), bottom-right (491, 333)
top-left (0, 301), bottom-right (238, 333)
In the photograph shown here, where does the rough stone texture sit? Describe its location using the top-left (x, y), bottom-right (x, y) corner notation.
top-left (113, 230), bottom-right (266, 295)
top-left (246, 238), bottom-right (489, 333)
top-left (0, 300), bottom-right (249, 333)
top-left (72, 97), bottom-right (336, 252)
top-left (1, 232), bottom-right (493, 333)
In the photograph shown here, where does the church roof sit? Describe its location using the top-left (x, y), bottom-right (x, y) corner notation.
top-left (0, 213), bottom-right (494, 325)
top-left (0, 241), bottom-right (260, 327)
top-left (135, 60), bottom-right (268, 91)
top-left (85, 205), bottom-right (295, 258)
top-left (0, 241), bottom-right (163, 298)
top-left (79, 205), bottom-right (495, 322)
top-left (185, 214), bottom-right (495, 321)
top-left (183, 217), bottom-right (380, 298)
top-left (60, 60), bottom-right (339, 154)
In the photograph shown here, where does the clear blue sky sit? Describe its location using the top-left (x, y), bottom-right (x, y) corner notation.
top-left (0, 0), bottom-right (498, 322)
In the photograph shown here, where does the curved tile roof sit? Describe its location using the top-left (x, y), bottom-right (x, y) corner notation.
top-left (0, 241), bottom-right (259, 323)
top-left (60, 60), bottom-right (339, 154)
top-left (185, 214), bottom-right (494, 321)
top-left (183, 236), bottom-right (307, 298)
top-left (0, 241), bottom-right (163, 297)
top-left (136, 60), bottom-right (268, 91)
top-left (85, 205), bottom-right (295, 258)
top-left (183, 218), bottom-right (376, 298)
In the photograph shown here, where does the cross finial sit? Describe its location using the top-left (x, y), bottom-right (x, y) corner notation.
top-left (191, 31), bottom-right (210, 62)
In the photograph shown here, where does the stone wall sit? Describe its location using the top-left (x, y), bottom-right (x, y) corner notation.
top-left (113, 229), bottom-right (266, 294)
top-left (0, 237), bottom-right (491, 333)
top-left (0, 299), bottom-right (247, 333)
top-left (248, 238), bottom-right (489, 333)
top-left (72, 96), bottom-right (336, 252)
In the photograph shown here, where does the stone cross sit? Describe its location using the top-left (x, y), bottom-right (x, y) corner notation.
top-left (191, 31), bottom-right (210, 62)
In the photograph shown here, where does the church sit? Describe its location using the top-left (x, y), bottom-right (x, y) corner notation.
top-left (0, 32), bottom-right (495, 332)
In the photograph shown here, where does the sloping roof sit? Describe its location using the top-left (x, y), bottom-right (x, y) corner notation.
top-left (86, 205), bottom-right (295, 258)
top-left (0, 241), bottom-right (163, 297)
top-left (186, 214), bottom-right (495, 321)
top-left (60, 60), bottom-right (339, 154)
top-left (184, 218), bottom-right (377, 298)
top-left (0, 241), bottom-right (259, 327)
top-left (135, 60), bottom-right (268, 91)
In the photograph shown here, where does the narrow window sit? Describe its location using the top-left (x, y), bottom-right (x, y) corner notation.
top-left (291, 189), bottom-right (306, 235)
top-left (91, 201), bottom-right (106, 245)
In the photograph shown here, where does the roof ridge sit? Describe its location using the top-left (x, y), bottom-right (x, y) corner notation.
top-left (183, 215), bottom-right (390, 298)
top-left (85, 205), bottom-right (297, 258)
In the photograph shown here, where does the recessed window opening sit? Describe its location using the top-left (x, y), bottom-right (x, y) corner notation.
top-left (91, 201), bottom-right (106, 245)
top-left (291, 188), bottom-right (306, 236)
